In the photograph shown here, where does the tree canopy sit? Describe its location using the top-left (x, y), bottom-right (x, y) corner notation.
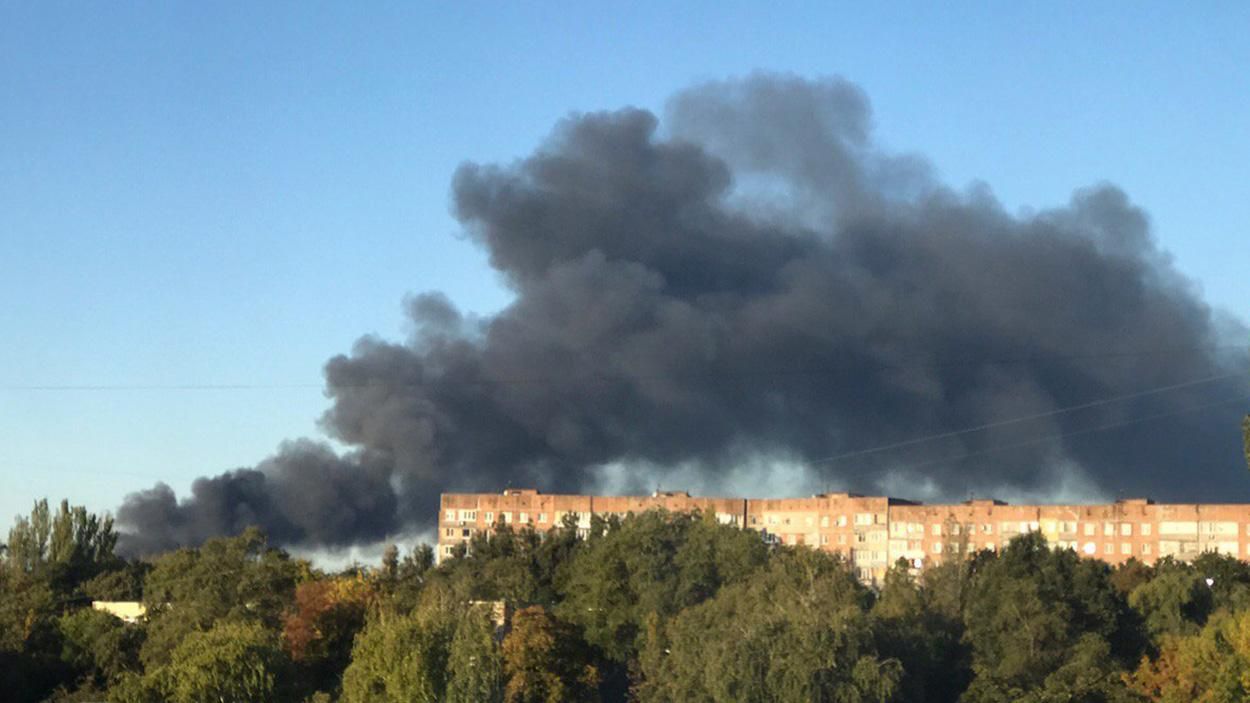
top-left (14, 493), bottom-right (1250, 702)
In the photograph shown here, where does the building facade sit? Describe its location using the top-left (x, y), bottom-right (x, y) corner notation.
top-left (438, 489), bottom-right (1250, 584)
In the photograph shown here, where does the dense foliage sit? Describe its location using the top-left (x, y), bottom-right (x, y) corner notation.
top-left (10, 499), bottom-right (1250, 702)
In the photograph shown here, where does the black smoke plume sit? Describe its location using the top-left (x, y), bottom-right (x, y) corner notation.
top-left (117, 74), bottom-right (1250, 554)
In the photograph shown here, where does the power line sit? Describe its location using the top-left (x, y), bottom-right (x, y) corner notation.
top-left (856, 391), bottom-right (1250, 476)
top-left (810, 371), bottom-right (1245, 466)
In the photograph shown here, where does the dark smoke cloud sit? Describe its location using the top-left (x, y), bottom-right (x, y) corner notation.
top-left (117, 73), bottom-right (1250, 554)
top-left (118, 440), bottom-right (397, 555)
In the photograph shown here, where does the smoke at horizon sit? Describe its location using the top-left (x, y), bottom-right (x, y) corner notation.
top-left (116, 73), bottom-right (1250, 555)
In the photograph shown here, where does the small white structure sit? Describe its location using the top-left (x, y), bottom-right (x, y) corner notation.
top-left (92, 601), bottom-right (146, 623)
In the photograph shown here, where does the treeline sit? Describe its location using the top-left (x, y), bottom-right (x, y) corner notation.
top-left (7, 501), bottom-right (1250, 702)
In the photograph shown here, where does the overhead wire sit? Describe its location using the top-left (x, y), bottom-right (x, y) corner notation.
top-left (808, 371), bottom-right (1244, 467)
top-left (846, 390), bottom-right (1250, 477)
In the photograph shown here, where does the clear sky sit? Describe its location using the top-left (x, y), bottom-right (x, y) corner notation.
top-left (2, 2), bottom-right (1248, 529)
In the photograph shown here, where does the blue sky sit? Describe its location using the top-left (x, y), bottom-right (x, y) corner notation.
top-left (2, 2), bottom-right (1248, 528)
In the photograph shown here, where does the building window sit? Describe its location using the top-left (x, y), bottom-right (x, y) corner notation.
top-left (931, 524), bottom-right (942, 536)
top-left (444, 528), bottom-right (453, 537)
top-left (538, 513), bottom-right (547, 523)
top-left (820, 535), bottom-right (829, 545)
top-left (1104, 523), bottom-right (1115, 537)
top-left (1143, 544), bottom-right (1152, 555)
top-left (1121, 524), bottom-right (1132, 536)
top-left (503, 512), bottom-right (512, 523)
top-left (855, 513), bottom-right (873, 525)
top-left (462, 529), bottom-right (472, 538)
top-left (520, 512), bottom-right (529, 523)
top-left (837, 515), bottom-right (848, 527)
top-left (820, 516), bottom-right (829, 528)
top-left (932, 543), bottom-right (943, 554)
top-left (981, 524), bottom-right (992, 534)
top-left (1104, 543), bottom-right (1114, 554)
top-left (838, 534), bottom-right (847, 545)
top-left (1121, 543), bottom-right (1132, 555)
top-left (445, 510), bottom-right (455, 522)
top-left (484, 512), bottom-right (494, 523)
top-left (460, 510), bottom-right (476, 521)
top-left (1084, 523), bottom-right (1095, 536)
top-left (1141, 523), bottom-right (1152, 536)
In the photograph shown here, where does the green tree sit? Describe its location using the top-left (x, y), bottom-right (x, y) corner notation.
top-left (140, 527), bottom-right (300, 668)
top-left (162, 620), bottom-right (285, 703)
top-left (4, 499), bottom-right (119, 594)
top-left (80, 562), bottom-right (149, 602)
top-left (1013, 633), bottom-right (1139, 703)
top-left (380, 545), bottom-right (399, 585)
top-left (1128, 560), bottom-right (1213, 639)
top-left (638, 548), bottom-right (898, 703)
top-left (871, 561), bottom-right (970, 702)
top-left (340, 607), bottom-right (453, 703)
top-left (959, 532), bottom-right (1140, 702)
top-left (459, 524), bottom-right (545, 604)
top-left (388, 544), bottom-right (436, 612)
top-left (1190, 552), bottom-right (1250, 613)
top-left (0, 564), bottom-right (65, 701)
top-left (557, 509), bottom-right (768, 664)
top-left (57, 607), bottom-right (143, 688)
top-left (105, 672), bottom-right (163, 703)
top-left (446, 605), bottom-right (504, 703)
top-left (3, 499), bottom-right (52, 575)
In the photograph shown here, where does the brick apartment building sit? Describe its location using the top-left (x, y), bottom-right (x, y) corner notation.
top-left (438, 489), bottom-right (1250, 585)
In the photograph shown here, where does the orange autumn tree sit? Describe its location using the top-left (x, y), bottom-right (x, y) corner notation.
top-left (1127, 609), bottom-right (1250, 702)
top-left (284, 574), bottom-right (377, 693)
